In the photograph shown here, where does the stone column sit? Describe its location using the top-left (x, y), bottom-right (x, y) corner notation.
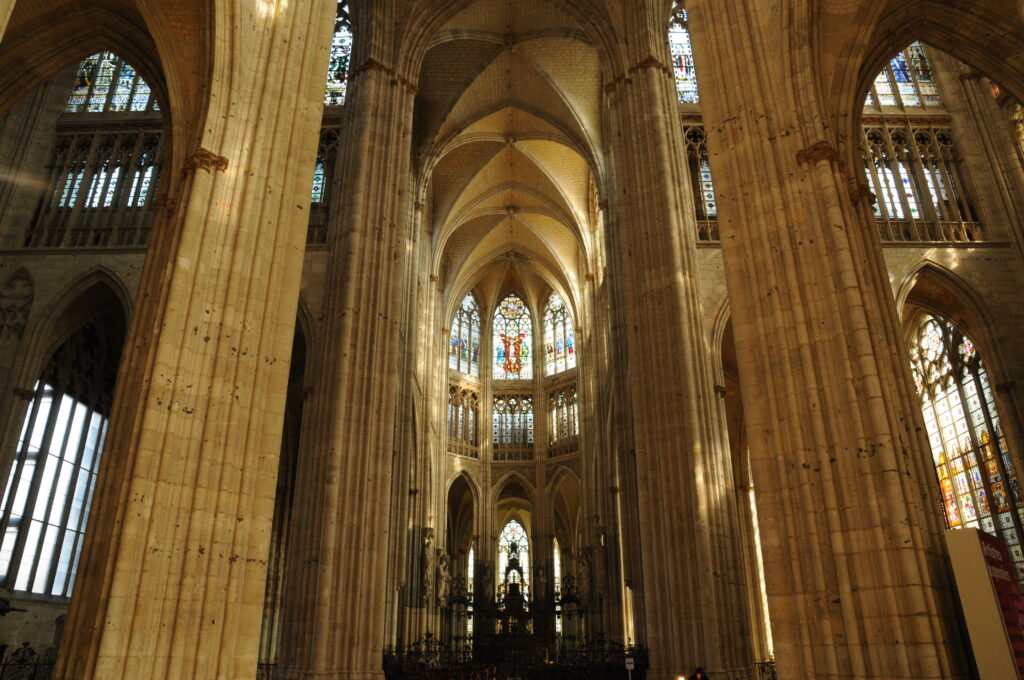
top-left (53, 1), bottom-right (335, 678)
top-left (275, 41), bottom-right (416, 678)
top-left (688, 1), bottom-right (971, 677)
top-left (0, 3), bottom-right (13, 45)
top-left (602, 13), bottom-right (754, 677)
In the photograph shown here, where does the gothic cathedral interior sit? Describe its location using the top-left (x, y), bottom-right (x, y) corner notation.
top-left (0, 1), bottom-right (1023, 679)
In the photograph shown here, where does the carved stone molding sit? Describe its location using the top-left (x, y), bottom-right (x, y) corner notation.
top-left (0, 272), bottom-right (33, 341)
top-left (183, 148), bottom-right (229, 177)
top-left (632, 55), bottom-right (672, 78)
top-left (795, 141), bottom-right (841, 166)
top-left (354, 58), bottom-right (417, 95)
top-left (847, 178), bottom-right (876, 206)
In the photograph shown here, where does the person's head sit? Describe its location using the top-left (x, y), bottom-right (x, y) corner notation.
top-left (693, 669), bottom-right (705, 678)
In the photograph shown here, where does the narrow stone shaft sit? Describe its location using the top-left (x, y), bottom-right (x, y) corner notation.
top-left (605, 42), bottom-right (753, 678)
top-left (280, 61), bottom-right (414, 679)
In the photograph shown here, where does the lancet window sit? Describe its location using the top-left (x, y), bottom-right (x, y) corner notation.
top-left (669, 3), bottom-right (699, 104)
top-left (493, 295), bottom-right (532, 380)
top-left (0, 313), bottom-right (123, 596)
top-left (548, 386), bottom-right (579, 449)
top-left (492, 396), bottom-right (533, 451)
top-left (308, 127), bottom-right (340, 244)
top-left (553, 538), bottom-right (563, 633)
top-left (66, 52), bottom-right (157, 114)
top-left (448, 386), bottom-right (479, 458)
top-left (682, 124), bottom-right (718, 240)
top-left (909, 313), bottom-right (1024, 581)
top-left (450, 294), bottom-right (481, 377)
top-left (325, 1), bottom-right (353, 106)
top-left (543, 293), bottom-right (575, 376)
top-left (498, 519), bottom-right (530, 598)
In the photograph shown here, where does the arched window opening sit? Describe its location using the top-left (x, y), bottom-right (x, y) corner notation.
top-left (492, 396), bottom-right (533, 461)
top-left (553, 538), bottom-right (563, 634)
top-left (669, 2), bottom-right (699, 104)
top-left (308, 127), bottom-right (340, 245)
top-left (867, 43), bottom-right (941, 109)
top-left (909, 313), bottom-right (1024, 582)
top-left (0, 311), bottom-right (124, 596)
top-left (860, 44), bottom-right (980, 243)
top-left (66, 52), bottom-right (157, 113)
top-left (467, 546), bottom-right (475, 636)
top-left (683, 124), bottom-right (718, 240)
top-left (498, 519), bottom-right (529, 599)
top-left (493, 295), bottom-right (532, 381)
top-left (548, 386), bottom-right (579, 455)
top-left (543, 293), bottom-right (575, 376)
top-left (450, 294), bottom-right (481, 377)
top-left (325, 1), bottom-right (353, 106)
top-left (24, 53), bottom-right (163, 250)
top-left (448, 386), bottom-right (480, 458)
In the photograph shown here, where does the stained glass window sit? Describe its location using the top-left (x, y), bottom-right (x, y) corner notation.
top-left (325, 1), bottom-right (353, 106)
top-left (493, 295), bottom-right (532, 380)
top-left (498, 519), bottom-right (530, 597)
top-left (65, 53), bottom-right (158, 114)
top-left (450, 294), bottom-right (481, 377)
top-left (549, 386), bottom-right (579, 444)
top-left (492, 395), bottom-right (533, 448)
top-left (909, 312), bottom-right (1024, 583)
top-left (669, 3), bottom-right (699, 104)
top-left (543, 293), bottom-right (576, 376)
top-left (0, 313), bottom-right (122, 597)
top-left (869, 42), bottom-right (941, 109)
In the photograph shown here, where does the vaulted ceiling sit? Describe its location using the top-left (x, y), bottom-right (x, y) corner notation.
top-left (420, 0), bottom-right (602, 317)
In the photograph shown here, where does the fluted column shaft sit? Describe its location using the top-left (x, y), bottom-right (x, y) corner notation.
top-left (689, 1), bottom-right (970, 678)
top-left (278, 58), bottom-right (414, 679)
top-left (53, 1), bottom-right (335, 678)
top-left (605, 41), bottom-right (754, 679)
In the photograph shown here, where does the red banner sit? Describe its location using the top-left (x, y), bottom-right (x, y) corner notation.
top-left (978, 530), bottom-right (1024, 678)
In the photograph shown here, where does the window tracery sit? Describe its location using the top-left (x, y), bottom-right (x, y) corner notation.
top-left (548, 386), bottom-right (579, 451)
top-left (0, 313), bottom-right (123, 596)
top-left (909, 312), bottom-right (1024, 582)
top-left (682, 124), bottom-right (718, 240)
top-left (492, 396), bottom-right (533, 460)
top-left (25, 130), bottom-right (163, 249)
top-left (493, 295), bottom-right (532, 381)
top-left (448, 385), bottom-right (479, 458)
top-left (862, 125), bottom-right (977, 241)
top-left (325, 1), bottom-right (353, 106)
top-left (860, 43), bottom-right (981, 243)
top-left (543, 293), bottom-right (575, 376)
top-left (498, 519), bottom-right (529, 598)
top-left (308, 127), bottom-right (340, 245)
top-left (450, 294), bottom-right (481, 377)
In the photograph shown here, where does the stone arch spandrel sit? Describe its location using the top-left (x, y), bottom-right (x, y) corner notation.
top-left (0, 269), bottom-right (33, 343)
